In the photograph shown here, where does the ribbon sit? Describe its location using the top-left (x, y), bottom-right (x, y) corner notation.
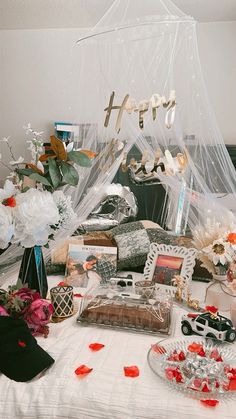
top-left (204, 275), bottom-right (236, 301)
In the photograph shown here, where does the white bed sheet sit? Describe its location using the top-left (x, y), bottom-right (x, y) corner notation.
top-left (0, 274), bottom-right (236, 419)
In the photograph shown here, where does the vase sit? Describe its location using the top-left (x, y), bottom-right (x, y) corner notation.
top-left (205, 274), bottom-right (234, 312)
top-left (18, 246), bottom-right (48, 299)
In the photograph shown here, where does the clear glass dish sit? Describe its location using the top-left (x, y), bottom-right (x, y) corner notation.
top-left (147, 336), bottom-right (236, 400)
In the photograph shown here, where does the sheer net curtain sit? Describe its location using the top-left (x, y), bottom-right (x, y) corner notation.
top-left (1, 0), bottom-right (236, 283)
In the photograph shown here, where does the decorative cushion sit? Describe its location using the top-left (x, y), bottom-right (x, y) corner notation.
top-left (111, 221), bottom-right (211, 279)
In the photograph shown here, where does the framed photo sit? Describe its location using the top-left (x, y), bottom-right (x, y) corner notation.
top-left (144, 243), bottom-right (197, 295)
top-left (65, 244), bottom-right (117, 289)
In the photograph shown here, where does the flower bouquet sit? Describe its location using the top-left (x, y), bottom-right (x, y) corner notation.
top-left (0, 283), bottom-right (53, 337)
top-left (0, 125), bottom-right (95, 297)
top-left (192, 219), bottom-right (236, 308)
top-left (192, 219), bottom-right (236, 277)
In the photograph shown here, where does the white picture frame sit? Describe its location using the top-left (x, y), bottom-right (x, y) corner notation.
top-left (143, 243), bottom-right (197, 297)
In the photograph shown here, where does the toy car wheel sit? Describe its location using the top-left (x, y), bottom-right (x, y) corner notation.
top-left (226, 330), bottom-right (236, 343)
top-left (181, 322), bottom-right (192, 335)
top-left (206, 333), bottom-right (217, 341)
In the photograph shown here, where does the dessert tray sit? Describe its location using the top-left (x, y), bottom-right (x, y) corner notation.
top-left (148, 336), bottom-right (236, 399)
top-left (77, 285), bottom-right (173, 335)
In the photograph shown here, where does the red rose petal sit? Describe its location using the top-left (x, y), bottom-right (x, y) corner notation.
top-left (194, 378), bottom-right (202, 388)
top-left (202, 384), bottom-right (210, 393)
top-left (228, 378), bottom-right (236, 391)
top-left (188, 343), bottom-right (203, 353)
top-left (216, 356), bottom-right (223, 362)
top-left (201, 400), bottom-right (219, 407)
top-left (198, 349), bottom-right (206, 357)
top-left (74, 293), bottom-right (83, 298)
top-left (57, 281), bottom-right (67, 287)
top-left (178, 351), bottom-right (186, 361)
top-left (74, 365), bottom-right (93, 376)
top-left (89, 343), bottom-right (105, 351)
top-left (18, 340), bottom-right (26, 348)
top-left (124, 366), bottom-right (140, 378)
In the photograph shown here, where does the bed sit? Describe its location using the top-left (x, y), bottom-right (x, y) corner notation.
top-left (0, 273), bottom-right (235, 419)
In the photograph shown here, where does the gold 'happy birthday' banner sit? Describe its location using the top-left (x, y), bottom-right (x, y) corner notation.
top-left (104, 90), bottom-right (176, 132)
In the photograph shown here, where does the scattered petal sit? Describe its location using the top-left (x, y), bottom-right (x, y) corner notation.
top-left (74, 293), bottom-right (83, 298)
top-left (89, 343), bottom-right (105, 351)
top-left (75, 365), bottom-right (93, 376)
top-left (202, 383), bottom-right (210, 393)
top-left (228, 378), bottom-right (236, 391)
top-left (124, 366), bottom-right (140, 378)
top-left (18, 340), bottom-right (26, 348)
top-left (188, 342), bottom-right (203, 353)
top-left (201, 400), bottom-right (219, 407)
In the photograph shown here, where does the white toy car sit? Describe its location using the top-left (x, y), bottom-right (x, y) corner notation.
top-left (181, 312), bottom-right (236, 343)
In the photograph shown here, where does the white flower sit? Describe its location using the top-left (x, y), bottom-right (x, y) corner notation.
top-left (13, 188), bottom-right (60, 247)
top-left (203, 238), bottom-right (233, 265)
top-left (9, 156), bottom-right (24, 166)
top-left (0, 204), bottom-right (14, 249)
top-left (0, 180), bottom-right (16, 202)
top-left (52, 190), bottom-right (77, 231)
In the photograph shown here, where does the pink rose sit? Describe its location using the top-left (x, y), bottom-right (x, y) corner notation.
top-left (24, 299), bottom-right (53, 334)
top-left (0, 306), bottom-right (9, 316)
top-left (14, 287), bottom-right (40, 303)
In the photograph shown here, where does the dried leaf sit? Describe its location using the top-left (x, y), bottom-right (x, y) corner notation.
top-left (50, 135), bottom-right (67, 161)
top-left (79, 150), bottom-right (98, 159)
top-left (25, 163), bottom-right (44, 175)
top-left (39, 154), bottom-right (57, 162)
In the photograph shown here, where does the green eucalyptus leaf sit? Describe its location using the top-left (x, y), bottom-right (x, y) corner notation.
top-left (48, 158), bottom-right (61, 188)
top-left (29, 173), bottom-right (52, 187)
top-left (61, 161), bottom-right (79, 186)
top-left (67, 150), bottom-right (92, 167)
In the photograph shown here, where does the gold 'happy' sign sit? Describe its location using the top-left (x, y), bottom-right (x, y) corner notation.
top-left (104, 90), bottom-right (176, 132)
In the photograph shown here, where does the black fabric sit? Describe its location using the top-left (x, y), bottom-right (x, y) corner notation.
top-left (0, 317), bottom-right (54, 382)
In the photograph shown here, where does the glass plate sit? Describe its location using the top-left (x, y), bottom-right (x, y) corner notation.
top-left (147, 336), bottom-right (236, 400)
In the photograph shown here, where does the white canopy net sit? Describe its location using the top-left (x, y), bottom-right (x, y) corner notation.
top-left (1, 0), bottom-right (236, 281)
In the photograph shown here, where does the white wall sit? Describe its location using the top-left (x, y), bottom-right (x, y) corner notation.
top-left (197, 21), bottom-right (236, 145)
top-left (0, 21), bottom-right (236, 180)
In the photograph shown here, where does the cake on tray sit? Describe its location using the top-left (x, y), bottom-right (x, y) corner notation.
top-left (77, 292), bottom-right (172, 335)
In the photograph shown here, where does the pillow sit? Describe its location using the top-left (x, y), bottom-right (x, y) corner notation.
top-left (111, 221), bottom-right (211, 279)
top-left (111, 221), bottom-right (171, 270)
